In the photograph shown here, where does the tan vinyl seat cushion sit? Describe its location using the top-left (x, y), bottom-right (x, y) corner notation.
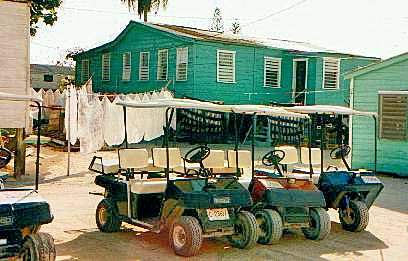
top-left (118, 149), bottom-right (149, 169)
top-left (277, 146), bottom-right (299, 165)
top-left (92, 159), bottom-right (119, 174)
top-left (228, 150), bottom-right (252, 168)
top-left (152, 148), bottom-right (183, 168)
top-left (300, 147), bottom-right (321, 165)
top-left (203, 150), bottom-right (225, 168)
top-left (130, 178), bottom-right (167, 194)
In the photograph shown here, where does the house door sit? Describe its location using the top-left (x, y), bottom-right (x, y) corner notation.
top-left (293, 60), bottom-right (308, 105)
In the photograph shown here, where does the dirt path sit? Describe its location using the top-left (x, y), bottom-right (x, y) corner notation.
top-left (16, 147), bottom-right (408, 260)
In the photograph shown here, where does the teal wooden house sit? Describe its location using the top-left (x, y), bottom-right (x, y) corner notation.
top-left (346, 52), bottom-right (408, 177)
top-left (74, 21), bottom-right (378, 106)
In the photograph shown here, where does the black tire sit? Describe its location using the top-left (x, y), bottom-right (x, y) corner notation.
top-left (302, 208), bottom-right (331, 240)
top-left (18, 232), bottom-right (56, 261)
top-left (255, 209), bottom-right (283, 244)
top-left (339, 200), bottom-right (369, 232)
top-left (228, 211), bottom-right (257, 250)
top-left (96, 199), bottom-right (122, 232)
top-left (169, 216), bottom-right (203, 257)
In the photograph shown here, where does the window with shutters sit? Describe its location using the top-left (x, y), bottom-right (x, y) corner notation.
top-left (217, 50), bottom-right (235, 83)
top-left (323, 58), bottom-right (340, 89)
top-left (157, 49), bottom-right (168, 81)
top-left (101, 53), bottom-right (110, 81)
top-left (176, 47), bottom-right (188, 81)
top-left (139, 52), bottom-right (150, 81)
top-left (379, 94), bottom-right (408, 140)
top-left (264, 57), bottom-right (281, 88)
top-left (81, 60), bottom-right (90, 82)
top-left (122, 52), bottom-right (131, 81)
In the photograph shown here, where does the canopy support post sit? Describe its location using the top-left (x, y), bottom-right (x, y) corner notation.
top-left (373, 115), bottom-right (377, 174)
top-left (320, 114), bottom-right (325, 175)
top-left (34, 101), bottom-right (41, 190)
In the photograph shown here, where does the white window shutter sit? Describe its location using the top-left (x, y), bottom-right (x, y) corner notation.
top-left (101, 53), bottom-right (110, 81)
top-left (157, 49), bottom-right (168, 80)
top-left (176, 47), bottom-right (188, 81)
top-left (264, 57), bottom-right (281, 88)
top-left (122, 52), bottom-right (131, 81)
top-left (380, 94), bottom-right (408, 140)
top-left (323, 58), bottom-right (340, 89)
top-left (217, 50), bottom-right (235, 83)
top-left (81, 60), bottom-right (90, 82)
top-left (139, 52), bottom-right (149, 81)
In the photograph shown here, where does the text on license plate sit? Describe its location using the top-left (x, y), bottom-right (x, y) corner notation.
top-left (206, 208), bottom-right (230, 221)
top-left (361, 176), bottom-right (381, 184)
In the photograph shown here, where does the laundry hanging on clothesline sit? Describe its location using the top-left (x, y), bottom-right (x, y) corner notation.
top-left (63, 81), bottom-right (176, 154)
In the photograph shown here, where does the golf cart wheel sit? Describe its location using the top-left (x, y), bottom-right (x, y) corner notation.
top-left (339, 200), bottom-right (369, 232)
top-left (302, 208), bottom-right (331, 240)
top-left (255, 209), bottom-right (283, 244)
top-left (96, 199), bottom-right (122, 233)
top-left (18, 232), bottom-right (56, 261)
top-left (169, 216), bottom-right (203, 257)
top-left (228, 211), bottom-right (257, 250)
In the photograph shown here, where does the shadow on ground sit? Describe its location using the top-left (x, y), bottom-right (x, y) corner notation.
top-left (55, 222), bottom-right (388, 261)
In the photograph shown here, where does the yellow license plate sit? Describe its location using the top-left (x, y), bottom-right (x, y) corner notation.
top-left (361, 176), bottom-right (381, 184)
top-left (206, 208), bottom-right (230, 221)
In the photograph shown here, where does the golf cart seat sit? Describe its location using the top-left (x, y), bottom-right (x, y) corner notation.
top-left (118, 148), bottom-right (150, 172)
top-left (227, 150), bottom-right (252, 168)
top-left (291, 147), bottom-right (322, 184)
top-left (152, 148), bottom-right (183, 168)
top-left (202, 149), bottom-right (225, 169)
top-left (277, 146), bottom-right (299, 165)
top-left (130, 178), bottom-right (167, 194)
top-left (89, 157), bottom-right (119, 175)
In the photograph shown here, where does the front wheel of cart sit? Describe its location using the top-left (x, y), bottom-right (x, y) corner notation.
top-left (255, 209), bottom-right (283, 244)
top-left (228, 211), bottom-right (257, 249)
top-left (339, 200), bottom-right (369, 232)
top-left (302, 207), bottom-right (331, 240)
top-left (169, 216), bottom-right (203, 257)
top-left (96, 199), bottom-right (122, 232)
top-left (17, 232), bottom-right (56, 261)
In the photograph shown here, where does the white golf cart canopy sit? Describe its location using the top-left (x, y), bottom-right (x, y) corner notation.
top-left (0, 92), bottom-right (42, 103)
top-left (117, 98), bottom-right (309, 119)
top-left (285, 105), bottom-right (377, 117)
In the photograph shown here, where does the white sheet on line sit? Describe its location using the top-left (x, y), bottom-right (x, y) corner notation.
top-left (125, 95), bottom-right (144, 144)
top-left (103, 96), bottom-right (125, 146)
top-left (160, 90), bottom-right (177, 129)
top-left (144, 91), bottom-right (164, 141)
top-left (64, 86), bottom-right (78, 145)
top-left (78, 93), bottom-right (104, 154)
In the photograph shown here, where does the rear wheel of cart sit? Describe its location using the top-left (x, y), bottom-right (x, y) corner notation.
top-left (255, 209), bottom-right (283, 244)
top-left (228, 211), bottom-right (257, 249)
top-left (17, 232), bottom-right (56, 261)
top-left (169, 216), bottom-right (203, 257)
top-left (96, 199), bottom-right (122, 232)
top-left (302, 207), bottom-right (331, 240)
top-left (339, 200), bottom-right (369, 232)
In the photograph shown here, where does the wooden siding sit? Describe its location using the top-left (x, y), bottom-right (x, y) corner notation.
top-left (74, 22), bottom-right (376, 106)
top-left (352, 58), bottom-right (408, 176)
top-left (0, 0), bottom-right (29, 128)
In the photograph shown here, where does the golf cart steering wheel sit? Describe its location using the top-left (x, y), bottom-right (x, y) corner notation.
top-left (262, 150), bottom-right (285, 167)
top-left (184, 145), bottom-right (211, 164)
top-left (330, 145), bottom-right (351, 160)
top-left (0, 148), bottom-right (12, 169)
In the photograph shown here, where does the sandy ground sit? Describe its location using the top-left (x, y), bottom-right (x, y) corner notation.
top-left (6, 146), bottom-right (408, 261)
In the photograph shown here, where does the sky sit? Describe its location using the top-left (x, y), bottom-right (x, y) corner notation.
top-left (30, 0), bottom-right (408, 64)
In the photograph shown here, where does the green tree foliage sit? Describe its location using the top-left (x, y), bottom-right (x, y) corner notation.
top-left (209, 7), bottom-right (224, 32)
top-left (121, 0), bottom-right (168, 22)
top-left (30, 0), bottom-right (62, 36)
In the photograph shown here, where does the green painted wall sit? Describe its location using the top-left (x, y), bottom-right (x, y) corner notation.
top-left (75, 22), bottom-right (376, 106)
top-left (351, 58), bottom-right (408, 176)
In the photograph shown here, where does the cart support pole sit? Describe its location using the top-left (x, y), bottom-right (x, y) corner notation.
top-left (320, 114), bottom-right (325, 174)
top-left (165, 108), bottom-right (172, 183)
top-left (66, 89), bottom-right (71, 177)
top-left (234, 113), bottom-right (239, 175)
top-left (123, 106), bottom-right (128, 149)
top-left (373, 115), bottom-right (377, 174)
top-left (251, 114), bottom-right (256, 179)
top-left (34, 101), bottom-right (41, 190)
top-left (308, 118), bottom-right (313, 179)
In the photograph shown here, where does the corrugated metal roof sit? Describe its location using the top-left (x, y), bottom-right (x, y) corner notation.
top-left (30, 64), bottom-right (74, 75)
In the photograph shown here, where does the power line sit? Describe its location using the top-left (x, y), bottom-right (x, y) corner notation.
top-left (243, 0), bottom-right (311, 28)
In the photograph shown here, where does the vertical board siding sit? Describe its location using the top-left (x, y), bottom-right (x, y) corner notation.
top-left (0, 0), bottom-right (29, 128)
top-left (352, 59), bottom-right (408, 176)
